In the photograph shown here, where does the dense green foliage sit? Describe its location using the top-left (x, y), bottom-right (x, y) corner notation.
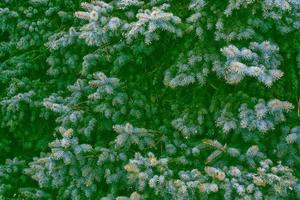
top-left (0, 0), bottom-right (300, 199)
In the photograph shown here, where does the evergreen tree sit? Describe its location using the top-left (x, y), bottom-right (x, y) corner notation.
top-left (0, 0), bottom-right (300, 199)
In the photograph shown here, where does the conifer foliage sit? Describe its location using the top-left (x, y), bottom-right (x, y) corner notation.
top-left (0, 0), bottom-right (300, 199)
